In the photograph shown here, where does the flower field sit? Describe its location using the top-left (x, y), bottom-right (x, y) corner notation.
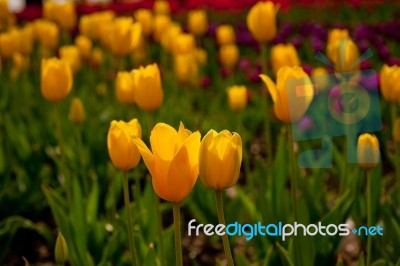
top-left (1, 0), bottom-right (400, 265)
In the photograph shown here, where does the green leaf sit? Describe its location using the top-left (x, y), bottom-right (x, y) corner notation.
top-left (371, 259), bottom-right (389, 266)
top-left (87, 178), bottom-right (99, 226)
top-left (276, 242), bottom-right (294, 266)
top-left (358, 252), bottom-right (366, 266)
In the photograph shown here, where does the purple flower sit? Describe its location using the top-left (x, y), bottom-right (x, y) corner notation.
top-left (239, 57), bottom-right (251, 72)
top-left (248, 69), bottom-right (261, 83)
top-left (298, 116), bottom-right (314, 131)
top-left (200, 76), bottom-right (211, 88)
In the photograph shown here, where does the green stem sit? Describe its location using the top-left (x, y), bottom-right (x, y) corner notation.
top-left (75, 125), bottom-right (88, 194)
top-left (260, 43), bottom-right (272, 165)
top-left (366, 170), bottom-right (372, 266)
top-left (216, 190), bottom-right (234, 266)
top-left (153, 188), bottom-right (165, 263)
top-left (54, 104), bottom-right (71, 205)
top-left (172, 202), bottom-right (183, 266)
top-left (391, 104), bottom-right (400, 181)
top-left (146, 112), bottom-right (154, 138)
top-left (123, 172), bottom-right (139, 266)
top-left (287, 125), bottom-right (302, 266)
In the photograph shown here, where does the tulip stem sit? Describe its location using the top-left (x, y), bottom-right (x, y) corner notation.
top-left (366, 169), bottom-right (372, 266)
top-left (54, 104), bottom-right (71, 205)
top-left (172, 202), bottom-right (183, 266)
top-left (122, 172), bottom-right (139, 266)
top-left (260, 42), bottom-right (273, 165)
top-left (391, 103), bottom-right (400, 181)
top-left (216, 190), bottom-right (234, 266)
top-left (287, 125), bottom-right (302, 266)
top-left (153, 187), bottom-right (165, 263)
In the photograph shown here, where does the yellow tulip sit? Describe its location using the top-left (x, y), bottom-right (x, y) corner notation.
top-left (216, 24), bottom-right (236, 46)
top-left (271, 44), bottom-right (300, 74)
top-left (131, 63), bottom-right (163, 112)
top-left (199, 130), bottom-right (242, 190)
top-left (134, 9), bottom-right (153, 36)
top-left (35, 20), bottom-right (59, 50)
top-left (91, 48), bottom-right (103, 68)
top-left (12, 53), bottom-right (29, 72)
top-left (0, 0), bottom-right (9, 21)
top-left (55, 232), bottom-right (68, 265)
top-left (173, 33), bottom-right (195, 55)
top-left (19, 25), bottom-right (34, 55)
top-left (80, 11), bottom-right (115, 40)
top-left (41, 58), bottom-right (73, 103)
top-left (219, 44), bottom-right (239, 70)
top-left (75, 35), bottom-right (92, 60)
top-left (59, 45), bottom-right (81, 73)
top-left (357, 133), bottom-right (380, 170)
top-left (260, 66), bottom-right (313, 123)
top-left (107, 119), bottom-right (142, 171)
top-left (68, 97), bottom-right (85, 125)
top-left (109, 18), bottom-right (142, 56)
top-left (160, 23), bottom-right (182, 52)
top-left (153, 15), bottom-right (171, 42)
top-left (43, 1), bottom-right (56, 22)
top-left (246, 1), bottom-right (277, 43)
top-left (195, 48), bottom-right (207, 67)
top-left (174, 53), bottom-right (198, 84)
top-left (380, 64), bottom-right (400, 103)
top-left (329, 38), bottom-right (360, 73)
top-left (153, 0), bottom-right (171, 15)
top-left (327, 28), bottom-right (349, 53)
top-left (311, 67), bottom-right (329, 91)
top-left (393, 118), bottom-right (400, 144)
top-left (227, 86), bottom-right (248, 111)
top-left (187, 9), bottom-right (208, 36)
top-left (132, 122), bottom-right (201, 202)
top-left (0, 30), bottom-right (17, 59)
top-left (115, 71), bottom-right (135, 105)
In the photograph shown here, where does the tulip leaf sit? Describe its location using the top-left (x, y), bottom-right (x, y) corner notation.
top-left (276, 242), bottom-right (294, 266)
top-left (87, 178), bottom-right (99, 226)
top-left (371, 259), bottom-right (389, 266)
top-left (358, 252), bottom-right (366, 266)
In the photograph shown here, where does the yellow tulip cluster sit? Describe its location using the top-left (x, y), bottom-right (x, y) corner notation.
top-left (43, 1), bottom-right (77, 30)
top-left (115, 63), bottom-right (163, 112)
top-left (216, 24), bottom-right (239, 71)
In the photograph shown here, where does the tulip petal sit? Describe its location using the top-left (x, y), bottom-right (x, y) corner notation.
top-left (150, 123), bottom-right (180, 160)
top-left (259, 74), bottom-right (277, 102)
top-left (131, 137), bottom-right (155, 178)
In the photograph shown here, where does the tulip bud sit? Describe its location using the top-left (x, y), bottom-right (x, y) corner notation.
top-left (195, 48), bottom-right (207, 67)
top-left (91, 48), bottom-right (103, 68)
top-left (160, 23), bottom-right (182, 52)
top-left (227, 86), bottom-right (248, 111)
top-left (0, 30), bottom-right (17, 59)
top-left (131, 63), bottom-right (163, 112)
top-left (380, 64), bottom-right (400, 103)
top-left (59, 45), bottom-right (81, 73)
top-left (134, 9), bottom-right (153, 36)
top-left (131, 122), bottom-right (201, 202)
top-left (75, 35), bottom-right (92, 60)
top-left (219, 44), bottom-right (239, 70)
top-left (115, 71), bottom-right (135, 105)
top-left (246, 1), bottom-right (277, 43)
top-left (107, 119), bottom-right (142, 171)
top-left (35, 20), bottom-right (59, 50)
top-left (187, 9), bottom-right (208, 36)
top-left (311, 67), bottom-right (330, 90)
top-left (271, 44), bottom-right (300, 74)
top-left (153, 15), bottom-right (171, 42)
top-left (260, 66), bottom-right (313, 123)
top-left (216, 24), bottom-right (236, 46)
top-left (393, 118), bottom-right (400, 144)
top-left (153, 0), bottom-right (171, 15)
top-left (199, 130), bottom-right (242, 190)
top-left (174, 53), bottom-right (198, 84)
top-left (41, 58), bottom-right (73, 103)
top-left (173, 33), bottom-right (195, 55)
top-left (357, 133), bottom-right (380, 170)
top-left (68, 97), bottom-right (85, 125)
top-left (55, 232), bottom-right (68, 265)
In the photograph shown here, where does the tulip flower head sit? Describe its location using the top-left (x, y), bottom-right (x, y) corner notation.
top-left (75, 35), bottom-right (92, 60)
top-left (260, 66), bottom-right (313, 123)
top-left (227, 86), bottom-right (248, 111)
top-left (199, 130), bottom-right (242, 190)
top-left (153, 0), bottom-right (171, 15)
top-left (187, 9), bottom-right (208, 36)
top-left (68, 97), bottom-right (85, 125)
top-left (380, 64), bottom-right (400, 103)
top-left (59, 45), bottom-right (81, 73)
top-left (134, 9), bottom-right (153, 36)
top-left (246, 1), bottom-right (278, 43)
top-left (107, 119), bottom-right (142, 171)
top-left (216, 24), bottom-right (236, 46)
top-left (219, 44), bottom-right (239, 71)
top-left (271, 44), bottom-right (300, 74)
top-left (132, 122), bottom-right (201, 202)
top-left (115, 71), bottom-right (136, 105)
top-left (357, 133), bottom-right (380, 170)
top-left (41, 57), bottom-right (73, 103)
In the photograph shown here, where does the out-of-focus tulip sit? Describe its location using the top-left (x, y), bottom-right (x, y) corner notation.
top-left (68, 97), bottom-right (85, 125)
top-left (75, 35), bottom-right (92, 60)
top-left (195, 48), bottom-right (207, 67)
top-left (153, 15), bottom-right (171, 42)
top-left (199, 130), bottom-right (242, 190)
top-left (134, 9), bottom-right (153, 36)
top-left (153, 0), bottom-right (171, 15)
top-left (311, 67), bottom-right (330, 91)
top-left (328, 38), bottom-right (360, 73)
top-left (59, 45), bottom-right (81, 73)
top-left (109, 18), bottom-right (142, 57)
top-left (55, 232), bottom-right (68, 265)
top-left (80, 11), bottom-right (115, 40)
top-left (19, 25), bottom-right (34, 55)
top-left (131, 122), bottom-right (201, 202)
top-left (115, 71), bottom-right (135, 105)
top-left (216, 24), bottom-right (236, 46)
top-left (219, 44), bottom-right (239, 70)
top-left (327, 29), bottom-right (349, 52)
top-left (91, 47), bottom-right (103, 67)
top-left (107, 119), bottom-right (142, 171)
top-left (173, 33), bottom-right (195, 55)
top-left (160, 22), bottom-right (181, 52)
top-left (187, 9), bottom-right (208, 36)
top-left (227, 86), bottom-right (248, 111)
top-left (174, 53), bottom-right (198, 84)
top-left (41, 57), bottom-right (73, 103)
top-left (131, 63), bottom-right (163, 112)
top-left (12, 52), bottom-right (29, 72)
top-left (247, 1), bottom-right (277, 43)
top-left (380, 64), bottom-right (400, 103)
top-left (0, 0), bottom-right (9, 21)
top-left (271, 44), bottom-right (300, 74)
top-left (0, 30), bottom-right (17, 59)
top-left (44, 1), bottom-right (76, 30)
top-left (260, 66), bottom-right (313, 123)
top-left (35, 20), bottom-right (59, 50)
top-left (357, 133), bottom-right (380, 169)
